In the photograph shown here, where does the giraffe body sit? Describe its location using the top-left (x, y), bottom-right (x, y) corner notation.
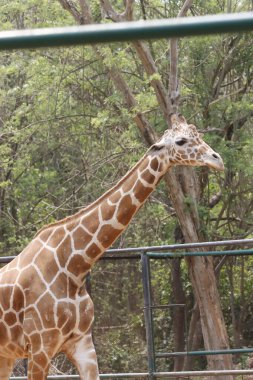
top-left (0, 115), bottom-right (224, 379)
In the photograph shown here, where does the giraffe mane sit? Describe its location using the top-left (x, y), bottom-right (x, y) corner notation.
top-left (35, 152), bottom-right (148, 237)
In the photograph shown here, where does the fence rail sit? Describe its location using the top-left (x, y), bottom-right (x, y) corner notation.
top-left (3, 239), bottom-right (253, 379)
top-left (1, 238), bottom-right (253, 264)
top-left (9, 369), bottom-right (253, 379)
top-left (0, 12), bottom-right (253, 50)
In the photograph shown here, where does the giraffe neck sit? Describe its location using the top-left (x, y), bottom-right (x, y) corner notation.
top-left (36, 150), bottom-right (170, 284)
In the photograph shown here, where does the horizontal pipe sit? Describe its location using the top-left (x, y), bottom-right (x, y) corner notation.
top-left (147, 248), bottom-right (253, 258)
top-left (106, 238), bottom-right (253, 254)
top-left (1, 240), bottom-right (253, 264)
top-left (0, 12), bottom-right (252, 50)
top-left (156, 347), bottom-right (253, 357)
top-left (9, 369), bottom-right (253, 379)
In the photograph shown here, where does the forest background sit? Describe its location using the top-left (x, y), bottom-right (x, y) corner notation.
top-left (0, 0), bottom-right (253, 377)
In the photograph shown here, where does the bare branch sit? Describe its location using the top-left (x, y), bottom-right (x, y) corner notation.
top-left (79, 0), bottom-right (93, 24)
top-left (58, 0), bottom-right (156, 145)
top-left (133, 41), bottom-right (173, 124)
top-left (169, 0), bottom-right (193, 112)
top-left (100, 0), bottom-right (134, 21)
top-left (100, 0), bottom-right (173, 125)
top-left (178, 0), bottom-right (193, 17)
top-left (58, 0), bottom-right (82, 23)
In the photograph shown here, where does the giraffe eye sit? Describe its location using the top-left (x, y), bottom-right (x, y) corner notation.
top-left (176, 138), bottom-right (187, 146)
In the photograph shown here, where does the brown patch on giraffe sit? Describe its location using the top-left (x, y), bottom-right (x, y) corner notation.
top-left (41, 328), bottom-right (60, 348)
top-left (6, 342), bottom-right (18, 354)
top-left (67, 254), bottom-right (91, 277)
top-left (18, 239), bottom-right (43, 268)
top-left (57, 235), bottom-right (72, 268)
top-left (86, 243), bottom-right (102, 260)
top-left (39, 228), bottom-right (53, 242)
top-left (37, 293), bottom-right (56, 329)
top-left (150, 157), bottom-right (159, 171)
top-left (66, 219), bottom-right (80, 232)
top-left (4, 311), bottom-right (17, 326)
top-left (117, 195), bottom-right (137, 226)
top-left (79, 298), bottom-right (94, 332)
top-left (122, 172), bottom-right (138, 193)
top-left (97, 224), bottom-right (121, 248)
top-left (21, 267), bottom-right (47, 305)
top-left (48, 227), bottom-right (65, 248)
top-left (34, 248), bottom-right (59, 283)
top-left (56, 301), bottom-right (76, 334)
top-left (32, 352), bottom-right (49, 370)
top-left (12, 286), bottom-right (24, 312)
top-left (10, 325), bottom-right (23, 342)
top-left (0, 322), bottom-right (9, 345)
top-left (82, 208), bottom-right (99, 234)
top-left (133, 180), bottom-right (153, 203)
top-left (108, 190), bottom-right (121, 204)
top-left (158, 162), bottom-right (164, 172)
top-left (62, 308), bottom-right (76, 336)
top-left (141, 169), bottom-right (156, 184)
top-left (0, 268), bottom-right (18, 284)
top-left (24, 307), bottom-right (43, 332)
top-left (72, 227), bottom-right (92, 250)
top-left (50, 272), bottom-right (68, 299)
top-left (0, 286), bottom-right (12, 309)
top-left (29, 332), bottom-right (42, 352)
top-left (138, 158), bottom-right (150, 172)
top-left (29, 362), bottom-right (42, 376)
top-left (100, 200), bottom-right (116, 221)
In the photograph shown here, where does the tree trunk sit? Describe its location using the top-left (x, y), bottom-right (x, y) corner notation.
top-left (171, 258), bottom-right (186, 372)
top-left (187, 255), bottom-right (233, 379)
top-left (165, 170), bottom-right (234, 380)
top-left (183, 303), bottom-right (203, 371)
top-left (172, 225), bottom-right (186, 373)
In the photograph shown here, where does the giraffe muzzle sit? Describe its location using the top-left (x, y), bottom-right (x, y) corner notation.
top-left (203, 151), bottom-right (224, 171)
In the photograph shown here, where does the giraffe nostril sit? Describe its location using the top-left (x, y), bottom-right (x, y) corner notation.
top-left (212, 153), bottom-right (219, 159)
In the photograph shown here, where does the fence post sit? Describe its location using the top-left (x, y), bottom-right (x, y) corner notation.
top-left (141, 253), bottom-right (156, 379)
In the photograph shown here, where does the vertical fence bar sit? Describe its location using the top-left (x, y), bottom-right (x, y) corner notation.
top-left (141, 253), bottom-right (156, 379)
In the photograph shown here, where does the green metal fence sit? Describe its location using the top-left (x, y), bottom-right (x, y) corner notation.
top-left (2, 239), bottom-right (253, 379)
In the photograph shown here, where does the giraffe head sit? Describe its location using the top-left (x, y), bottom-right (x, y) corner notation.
top-left (151, 114), bottom-right (224, 171)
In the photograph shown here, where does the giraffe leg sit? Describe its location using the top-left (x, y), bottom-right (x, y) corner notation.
top-left (65, 333), bottom-right (99, 380)
top-left (27, 350), bottom-right (51, 380)
top-left (0, 357), bottom-right (16, 380)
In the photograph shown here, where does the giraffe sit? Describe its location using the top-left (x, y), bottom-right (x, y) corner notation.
top-left (0, 114), bottom-right (224, 380)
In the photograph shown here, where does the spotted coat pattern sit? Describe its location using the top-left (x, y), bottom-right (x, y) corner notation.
top-left (0, 114), bottom-right (224, 379)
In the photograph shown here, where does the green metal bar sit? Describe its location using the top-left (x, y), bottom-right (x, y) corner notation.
top-left (0, 12), bottom-right (253, 51)
top-left (9, 369), bottom-right (253, 378)
top-left (141, 253), bottom-right (156, 379)
top-left (147, 248), bottom-right (253, 258)
top-left (156, 347), bottom-right (253, 357)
